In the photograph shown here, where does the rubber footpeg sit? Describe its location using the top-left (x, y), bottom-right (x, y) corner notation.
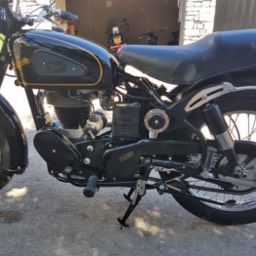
top-left (83, 175), bottom-right (99, 197)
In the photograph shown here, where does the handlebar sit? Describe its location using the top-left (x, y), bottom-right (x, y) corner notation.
top-left (58, 10), bottom-right (78, 22)
top-left (139, 29), bottom-right (163, 37)
top-left (6, 4), bottom-right (78, 27)
top-left (51, 7), bottom-right (78, 22)
top-left (20, 17), bottom-right (34, 26)
top-left (38, 7), bottom-right (78, 23)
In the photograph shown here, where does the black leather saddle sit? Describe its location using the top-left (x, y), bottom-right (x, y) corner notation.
top-left (118, 29), bottom-right (256, 85)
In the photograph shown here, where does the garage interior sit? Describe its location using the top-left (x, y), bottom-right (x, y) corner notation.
top-left (65, 0), bottom-right (180, 46)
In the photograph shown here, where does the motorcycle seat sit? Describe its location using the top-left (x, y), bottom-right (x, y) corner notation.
top-left (118, 29), bottom-right (256, 85)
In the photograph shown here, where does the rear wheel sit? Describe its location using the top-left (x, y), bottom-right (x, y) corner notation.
top-left (172, 93), bottom-right (256, 224)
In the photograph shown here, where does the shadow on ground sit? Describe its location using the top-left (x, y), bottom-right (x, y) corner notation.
top-left (1, 77), bottom-right (256, 256)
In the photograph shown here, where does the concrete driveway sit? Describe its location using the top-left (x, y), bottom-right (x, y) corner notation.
top-left (0, 76), bottom-right (256, 256)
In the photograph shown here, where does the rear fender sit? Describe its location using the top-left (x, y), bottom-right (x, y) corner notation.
top-left (0, 94), bottom-right (28, 172)
top-left (165, 83), bottom-right (256, 133)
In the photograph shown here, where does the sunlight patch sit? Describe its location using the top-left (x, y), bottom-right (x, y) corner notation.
top-left (147, 209), bottom-right (161, 218)
top-left (212, 226), bottom-right (224, 236)
top-left (134, 217), bottom-right (165, 237)
top-left (6, 187), bottom-right (28, 198)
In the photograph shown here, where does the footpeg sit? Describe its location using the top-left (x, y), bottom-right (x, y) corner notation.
top-left (83, 175), bottom-right (99, 197)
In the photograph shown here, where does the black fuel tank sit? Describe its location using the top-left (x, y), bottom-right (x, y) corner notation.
top-left (10, 30), bottom-right (117, 90)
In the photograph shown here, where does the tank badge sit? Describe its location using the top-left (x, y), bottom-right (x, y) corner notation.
top-left (13, 57), bottom-right (31, 69)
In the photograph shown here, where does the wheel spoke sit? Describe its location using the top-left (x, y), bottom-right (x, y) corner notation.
top-left (188, 110), bottom-right (256, 211)
top-left (226, 114), bottom-right (240, 139)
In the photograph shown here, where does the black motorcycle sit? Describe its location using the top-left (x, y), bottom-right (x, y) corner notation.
top-left (1, 0), bottom-right (256, 228)
top-left (138, 27), bottom-right (179, 45)
top-left (138, 29), bottom-right (160, 45)
top-left (168, 29), bottom-right (179, 45)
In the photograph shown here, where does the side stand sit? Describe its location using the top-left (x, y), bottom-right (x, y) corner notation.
top-left (117, 194), bottom-right (142, 228)
top-left (117, 179), bottom-right (147, 228)
top-left (123, 186), bottom-right (136, 202)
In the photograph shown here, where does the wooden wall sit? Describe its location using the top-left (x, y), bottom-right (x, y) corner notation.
top-left (214, 0), bottom-right (256, 31)
top-left (66, 0), bottom-right (179, 46)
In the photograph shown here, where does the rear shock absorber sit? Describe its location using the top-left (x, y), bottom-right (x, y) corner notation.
top-left (202, 103), bottom-right (238, 174)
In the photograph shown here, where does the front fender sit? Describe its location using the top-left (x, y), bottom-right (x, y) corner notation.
top-left (0, 94), bottom-right (28, 172)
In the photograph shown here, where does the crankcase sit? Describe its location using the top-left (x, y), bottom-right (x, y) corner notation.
top-left (33, 128), bottom-right (81, 172)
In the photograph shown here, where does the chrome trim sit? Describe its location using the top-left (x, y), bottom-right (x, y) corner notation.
top-left (185, 82), bottom-right (256, 112)
top-left (59, 128), bottom-right (84, 139)
top-left (220, 175), bottom-right (256, 188)
top-left (215, 131), bottom-right (235, 150)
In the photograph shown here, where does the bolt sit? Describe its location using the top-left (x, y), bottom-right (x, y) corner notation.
top-left (64, 166), bottom-right (72, 174)
top-left (158, 184), bottom-right (165, 195)
top-left (159, 184), bottom-right (165, 191)
top-left (52, 149), bottom-right (56, 154)
top-left (87, 145), bottom-right (93, 152)
top-left (84, 158), bottom-right (91, 165)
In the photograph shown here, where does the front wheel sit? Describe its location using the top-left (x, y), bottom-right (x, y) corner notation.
top-left (0, 127), bottom-right (12, 189)
top-left (173, 92), bottom-right (256, 225)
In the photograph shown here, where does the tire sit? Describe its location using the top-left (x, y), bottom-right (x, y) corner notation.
top-left (172, 91), bottom-right (256, 225)
top-left (0, 126), bottom-right (12, 189)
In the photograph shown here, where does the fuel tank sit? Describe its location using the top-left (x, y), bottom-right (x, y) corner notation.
top-left (10, 30), bottom-right (118, 90)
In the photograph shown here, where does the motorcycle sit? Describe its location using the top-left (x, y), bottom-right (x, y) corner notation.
top-left (106, 18), bottom-right (128, 53)
top-left (167, 29), bottom-right (180, 45)
top-left (138, 28), bottom-right (179, 46)
top-left (1, 0), bottom-right (256, 228)
top-left (138, 29), bottom-right (160, 45)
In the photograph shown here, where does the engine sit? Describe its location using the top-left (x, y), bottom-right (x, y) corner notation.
top-left (35, 88), bottom-right (170, 182)
top-left (45, 89), bottom-right (146, 142)
top-left (45, 90), bottom-right (106, 139)
top-left (46, 90), bottom-right (93, 129)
